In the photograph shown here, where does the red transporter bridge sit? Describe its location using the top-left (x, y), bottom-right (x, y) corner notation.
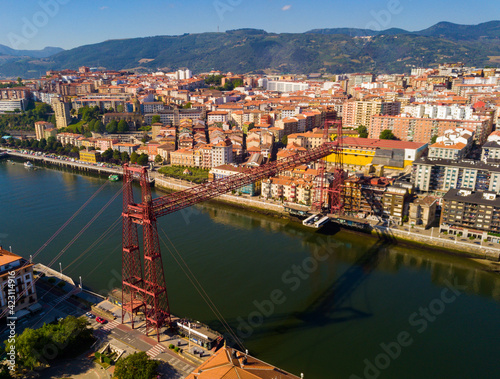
top-left (121, 140), bottom-right (342, 341)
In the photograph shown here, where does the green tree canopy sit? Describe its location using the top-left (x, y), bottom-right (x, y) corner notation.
top-left (106, 120), bottom-right (118, 134)
top-left (137, 153), bottom-right (149, 166)
top-left (121, 151), bottom-right (130, 162)
top-left (151, 115), bottom-right (161, 124)
top-left (114, 352), bottom-right (159, 379)
top-left (281, 135), bottom-right (288, 146)
top-left (357, 125), bottom-right (368, 138)
top-left (430, 135), bottom-right (438, 144)
top-left (117, 120), bottom-right (129, 133)
top-left (101, 148), bottom-right (113, 161)
top-left (4, 316), bottom-right (93, 371)
top-left (379, 129), bottom-right (397, 140)
top-left (130, 151), bottom-right (139, 164)
top-left (113, 149), bottom-right (122, 161)
top-left (155, 154), bottom-right (163, 164)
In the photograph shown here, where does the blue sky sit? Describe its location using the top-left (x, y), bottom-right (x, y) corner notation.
top-left (0, 0), bottom-right (499, 50)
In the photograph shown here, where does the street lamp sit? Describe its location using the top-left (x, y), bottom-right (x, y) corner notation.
top-left (59, 262), bottom-right (62, 278)
top-left (79, 276), bottom-right (82, 289)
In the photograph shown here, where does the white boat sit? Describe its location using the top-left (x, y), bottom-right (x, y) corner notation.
top-left (24, 161), bottom-right (34, 168)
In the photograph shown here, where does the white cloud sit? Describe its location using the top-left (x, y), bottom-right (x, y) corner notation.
top-left (282, 5), bottom-right (292, 11)
top-left (100, 6), bottom-right (109, 10)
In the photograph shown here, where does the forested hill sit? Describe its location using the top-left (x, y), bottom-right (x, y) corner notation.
top-left (1, 21), bottom-right (499, 78)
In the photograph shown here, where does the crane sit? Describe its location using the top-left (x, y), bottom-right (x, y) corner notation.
top-left (121, 141), bottom-right (339, 341)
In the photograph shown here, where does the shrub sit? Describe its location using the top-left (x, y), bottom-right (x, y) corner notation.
top-left (443, 231), bottom-right (448, 235)
top-left (174, 346), bottom-right (179, 353)
top-left (103, 356), bottom-right (111, 364)
top-left (57, 281), bottom-right (66, 288)
top-left (95, 352), bottom-right (101, 359)
top-left (169, 344), bottom-right (175, 349)
top-left (48, 277), bottom-right (56, 284)
top-left (469, 236), bottom-right (475, 240)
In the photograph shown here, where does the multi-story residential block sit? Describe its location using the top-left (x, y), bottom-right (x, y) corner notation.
top-left (170, 148), bottom-right (195, 166)
top-left (369, 115), bottom-right (492, 144)
top-left (209, 165), bottom-right (261, 195)
top-left (57, 133), bottom-right (81, 146)
top-left (439, 189), bottom-right (500, 242)
top-left (0, 99), bottom-right (28, 113)
top-left (428, 128), bottom-right (474, 160)
top-left (143, 102), bottom-right (165, 114)
top-left (212, 140), bottom-right (233, 167)
top-left (343, 100), bottom-right (401, 128)
top-left (0, 247), bottom-right (38, 318)
top-left (409, 195), bottom-right (438, 228)
top-left (52, 98), bottom-right (71, 129)
top-left (207, 111), bottom-right (229, 123)
top-left (114, 143), bottom-right (140, 155)
top-left (34, 121), bottom-right (55, 141)
top-left (383, 185), bottom-right (410, 225)
top-left (412, 157), bottom-right (500, 195)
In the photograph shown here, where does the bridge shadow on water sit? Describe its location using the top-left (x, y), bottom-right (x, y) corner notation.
top-left (208, 226), bottom-right (398, 341)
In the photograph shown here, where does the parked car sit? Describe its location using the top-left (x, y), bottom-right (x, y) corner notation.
top-left (85, 312), bottom-right (95, 319)
top-left (96, 317), bottom-right (107, 324)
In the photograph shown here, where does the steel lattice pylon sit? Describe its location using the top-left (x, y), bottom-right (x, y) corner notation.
top-left (122, 165), bottom-right (170, 341)
top-left (312, 119), bottom-right (344, 214)
top-left (121, 144), bottom-right (337, 340)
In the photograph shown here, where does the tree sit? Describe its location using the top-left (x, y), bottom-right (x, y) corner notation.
top-left (95, 121), bottom-right (105, 133)
top-left (106, 120), bottom-right (118, 134)
top-left (379, 129), bottom-right (397, 140)
top-left (113, 149), bottom-right (122, 161)
top-left (430, 135), bottom-right (438, 144)
top-left (130, 151), bottom-right (139, 164)
top-left (117, 120), bottom-right (129, 133)
top-left (182, 102), bottom-right (192, 109)
top-left (5, 316), bottom-right (93, 371)
top-left (281, 135), bottom-right (288, 146)
top-left (114, 352), bottom-right (159, 379)
top-left (155, 154), bottom-right (163, 164)
top-left (357, 125), bottom-right (368, 138)
top-left (101, 148), bottom-right (113, 161)
top-left (151, 115), bottom-right (161, 124)
top-left (137, 153), bottom-right (149, 166)
top-left (121, 151), bottom-right (130, 163)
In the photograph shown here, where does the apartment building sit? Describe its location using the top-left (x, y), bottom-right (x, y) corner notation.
top-left (342, 100), bottom-right (401, 128)
top-left (34, 121), bottom-right (55, 141)
top-left (428, 128), bottom-right (474, 160)
top-left (209, 165), bottom-right (260, 195)
top-left (369, 115), bottom-right (492, 144)
top-left (412, 157), bottom-right (500, 194)
top-left (52, 98), bottom-right (72, 129)
top-left (440, 189), bottom-right (500, 241)
top-left (0, 247), bottom-right (38, 318)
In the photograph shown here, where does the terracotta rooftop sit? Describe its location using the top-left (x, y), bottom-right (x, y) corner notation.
top-left (186, 346), bottom-right (300, 379)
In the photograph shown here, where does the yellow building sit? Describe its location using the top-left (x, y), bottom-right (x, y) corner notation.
top-left (79, 150), bottom-right (98, 163)
top-left (325, 137), bottom-right (427, 171)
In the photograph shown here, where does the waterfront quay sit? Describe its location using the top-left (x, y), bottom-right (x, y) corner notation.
top-left (4, 150), bottom-right (123, 176)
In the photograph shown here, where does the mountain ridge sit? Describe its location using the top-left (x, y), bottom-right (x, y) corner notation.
top-left (0, 21), bottom-right (499, 78)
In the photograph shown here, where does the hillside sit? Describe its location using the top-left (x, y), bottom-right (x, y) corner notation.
top-left (0, 45), bottom-right (63, 58)
top-left (0, 21), bottom-right (499, 78)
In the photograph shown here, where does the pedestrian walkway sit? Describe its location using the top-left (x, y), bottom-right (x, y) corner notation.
top-left (102, 320), bottom-right (120, 331)
top-left (146, 343), bottom-right (165, 358)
